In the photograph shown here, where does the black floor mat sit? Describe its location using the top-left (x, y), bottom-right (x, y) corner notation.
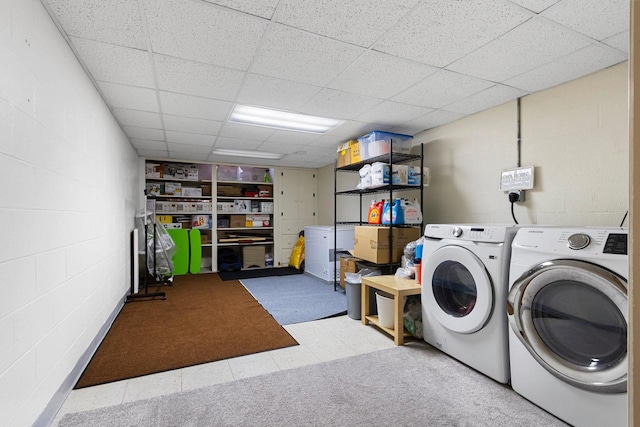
top-left (217, 267), bottom-right (303, 281)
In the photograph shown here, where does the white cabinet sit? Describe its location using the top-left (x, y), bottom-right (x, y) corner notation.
top-left (304, 226), bottom-right (355, 284)
top-left (275, 168), bottom-right (318, 266)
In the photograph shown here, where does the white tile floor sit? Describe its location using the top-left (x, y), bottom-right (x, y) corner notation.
top-left (52, 315), bottom-right (396, 426)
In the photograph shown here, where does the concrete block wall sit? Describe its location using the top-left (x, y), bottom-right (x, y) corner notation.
top-left (415, 62), bottom-right (629, 227)
top-left (0, 1), bottom-right (140, 425)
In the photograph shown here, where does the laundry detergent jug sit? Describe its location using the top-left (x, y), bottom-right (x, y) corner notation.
top-left (403, 199), bottom-right (423, 225)
top-left (368, 199), bottom-right (383, 224)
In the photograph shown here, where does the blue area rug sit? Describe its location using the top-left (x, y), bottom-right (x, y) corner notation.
top-left (240, 274), bottom-right (347, 325)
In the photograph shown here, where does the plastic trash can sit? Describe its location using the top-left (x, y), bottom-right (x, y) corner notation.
top-left (345, 278), bottom-right (378, 320)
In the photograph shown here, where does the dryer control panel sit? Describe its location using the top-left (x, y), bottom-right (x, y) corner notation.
top-left (603, 233), bottom-right (627, 255)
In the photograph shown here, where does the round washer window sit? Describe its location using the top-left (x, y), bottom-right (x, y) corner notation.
top-left (432, 260), bottom-right (477, 317)
top-left (532, 280), bottom-right (627, 371)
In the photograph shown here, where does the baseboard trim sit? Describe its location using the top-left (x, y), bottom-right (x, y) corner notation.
top-left (33, 292), bottom-right (126, 427)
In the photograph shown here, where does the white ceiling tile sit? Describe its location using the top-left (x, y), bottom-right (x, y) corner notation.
top-left (167, 150), bottom-right (210, 161)
top-left (355, 101), bottom-right (433, 126)
top-left (392, 70), bottom-right (495, 109)
top-left (166, 131), bottom-right (216, 146)
top-left (373, 0), bottom-right (533, 67)
top-left (393, 110), bottom-right (465, 134)
top-left (201, 0), bottom-right (279, 18)
top-left (328, 51), bottom-right (438, 99)
top-left (42, 0), bottom-right (146, 48)
top-left (154, 55), bottom-right (245, 100)
top-left (138, 148), bottom-right (169, 158)
top-left (250, 24), bottom-right (365, 86)
top-left (112, 108), bottom-right (162, 128)
top-left (325, 120), bottom-right (390, 139)
top-left (130, 139), bottom-right (168, 151)
top-left (144, 0), bottom-right (268, 70)
top-left (541, 0), bottom-right (629, 41)
top-left (163, 115), bottom-right (222, 135)
top-left (123, 125), bottom-right (165, 141)
top-left (504, 43), bottom-right (628, 92)
top-left (236, 74), bottom-right (322, 111)
top-left (98, 82), bottom-right (159, 112)
top-left (444, 85), bottom-right (528, 115)
top-left (213, 136), bottom-right (263, 150)
top-left (299, 88), bottom-right (381, 120)
top-left (208, 154), bottom-right (248, 163)
top-left (603, 31), bottom-right (629, 54)
top-left (256, 140), bottom-right (306, 154)
top-left (167, 142), bottom-right (213, 154)
top-left (266, 130), bottom-right (319, 145)
top-left (70, 37), bottom-right (154, 87)
top-left (159, 92), bottom-right (232, 121)
top-left (219, 122), bottom-right (276, 140)
top-left (507, 0), bottom-right (559, 13)
top-left (446, 17), bottom-right (592, 82)
top-left (276, 0), bottom-right (420, 47)
top-left (310, 134), bottom-right (344, 149)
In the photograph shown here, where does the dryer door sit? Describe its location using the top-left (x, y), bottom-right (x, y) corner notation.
top-left (508, 259), bottom-right (628, 393)
top-left (422, 245), bottom-right (493, 334)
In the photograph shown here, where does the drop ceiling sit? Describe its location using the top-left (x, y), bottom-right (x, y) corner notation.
top-left (40, 0), bottom-right (629, 168)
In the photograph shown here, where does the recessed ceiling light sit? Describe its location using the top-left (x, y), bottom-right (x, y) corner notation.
top-left (211, 148), bottom-right (284, 160)
top-left (229, 105), bottom-right (343, 133)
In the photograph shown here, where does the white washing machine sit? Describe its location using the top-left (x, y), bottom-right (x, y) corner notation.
top-left (508, 227), bottom-right (628, 427)
top-left (421, 224), bottom-right (519, 384)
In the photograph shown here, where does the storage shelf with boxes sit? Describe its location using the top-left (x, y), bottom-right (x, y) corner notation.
top-left (215, 165), bottom-right (275, 271)
top-left (333, 133), bottom-right (424, 289)
top-left (144, 160), bottom-right (214, 274)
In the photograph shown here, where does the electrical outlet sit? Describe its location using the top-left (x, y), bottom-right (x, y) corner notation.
top-left (509, 190), bottom-right (525, 203)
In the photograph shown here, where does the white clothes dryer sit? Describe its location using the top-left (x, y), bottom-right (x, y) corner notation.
top-left (421, 224), bottom-right (519, 384)
top-left (508, 227), bottom-right (628, 427)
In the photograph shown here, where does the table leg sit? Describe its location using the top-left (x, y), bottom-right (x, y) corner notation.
top-left (394, 293), bottom-right (403, 345)
top-left (362, 283), bottom-right (370, 325)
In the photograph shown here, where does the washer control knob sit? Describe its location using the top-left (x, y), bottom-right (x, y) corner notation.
top-left (452, 227), bottom-right (463, 238)
top-left (567, 233), bottom-right (590, 250)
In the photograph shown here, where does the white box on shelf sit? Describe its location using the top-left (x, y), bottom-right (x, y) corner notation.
top-left (183, 187), bottom-right (202, 197)
top-left (217, 202), bottom-right (234, 213)
top-left (234, 200), bottom-right (251, 213)
top-left (165, 182), bottom-right (182, 195)
top-left (260, 201), bottom-right (274, 213)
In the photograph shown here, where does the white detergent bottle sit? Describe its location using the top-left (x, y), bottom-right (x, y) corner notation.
top-left (403, 198), bottom-right (423, 224)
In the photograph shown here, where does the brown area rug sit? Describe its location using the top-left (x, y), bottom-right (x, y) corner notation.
top-left (75, 274), bottom-right (298, 389)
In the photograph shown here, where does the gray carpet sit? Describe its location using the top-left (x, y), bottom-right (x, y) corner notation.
top-left (240, 274), bottom-right (346, 325)
top-left (58, 342), bottom-right (568, 427)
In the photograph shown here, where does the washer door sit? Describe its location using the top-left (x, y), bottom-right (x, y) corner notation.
top-left (422, 245), bottom-right (493, 334)
top-left (508, 259), bottom-right (628, 393)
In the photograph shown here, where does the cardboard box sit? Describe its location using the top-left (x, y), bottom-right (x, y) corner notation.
top-left (156, 215), bottom-right (173, 224)
top-left (145, 182), bottom-right (161, 196)
top-left (182, 187), bottom-right (202, 197)
top-left (245, 215), bottom-right (270, 227)
top-left (260, 201), bottom-right (274, 213)
top-left (229, 215), bottom-right (245, 228)
top-left (217, 202), bottom-right (234, 213)
top-left (191, 215), bottom-right (210, 229)
top-left (242, 246), bottom-right (266, 268)
top-left (257, 185), bottom-right (272, 197)
top-left (339, 256), bottom-right (362, 289)
top-left (165, 182), bottom-right (182, 196)
top-left (234, 200), bottom-right (251, 213)
top-left (336, 139), bottom-right (361, 167)
top-left (218, 186), bottom-right (243, 197)
top-left (353, 226), bottom-right (421, 264)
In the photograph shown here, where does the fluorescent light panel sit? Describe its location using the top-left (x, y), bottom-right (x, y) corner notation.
top-left (229, 105), bottom-right (342, 133)
top-left (211, 148), bottom-right (283, 160)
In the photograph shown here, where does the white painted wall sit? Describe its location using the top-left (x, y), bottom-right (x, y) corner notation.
top-left (416, 62), bottom-right (629, 226)
top-left (0, 1), bottom-right (140, 425)
top-left (320, 63), bottom-right (628, 229)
